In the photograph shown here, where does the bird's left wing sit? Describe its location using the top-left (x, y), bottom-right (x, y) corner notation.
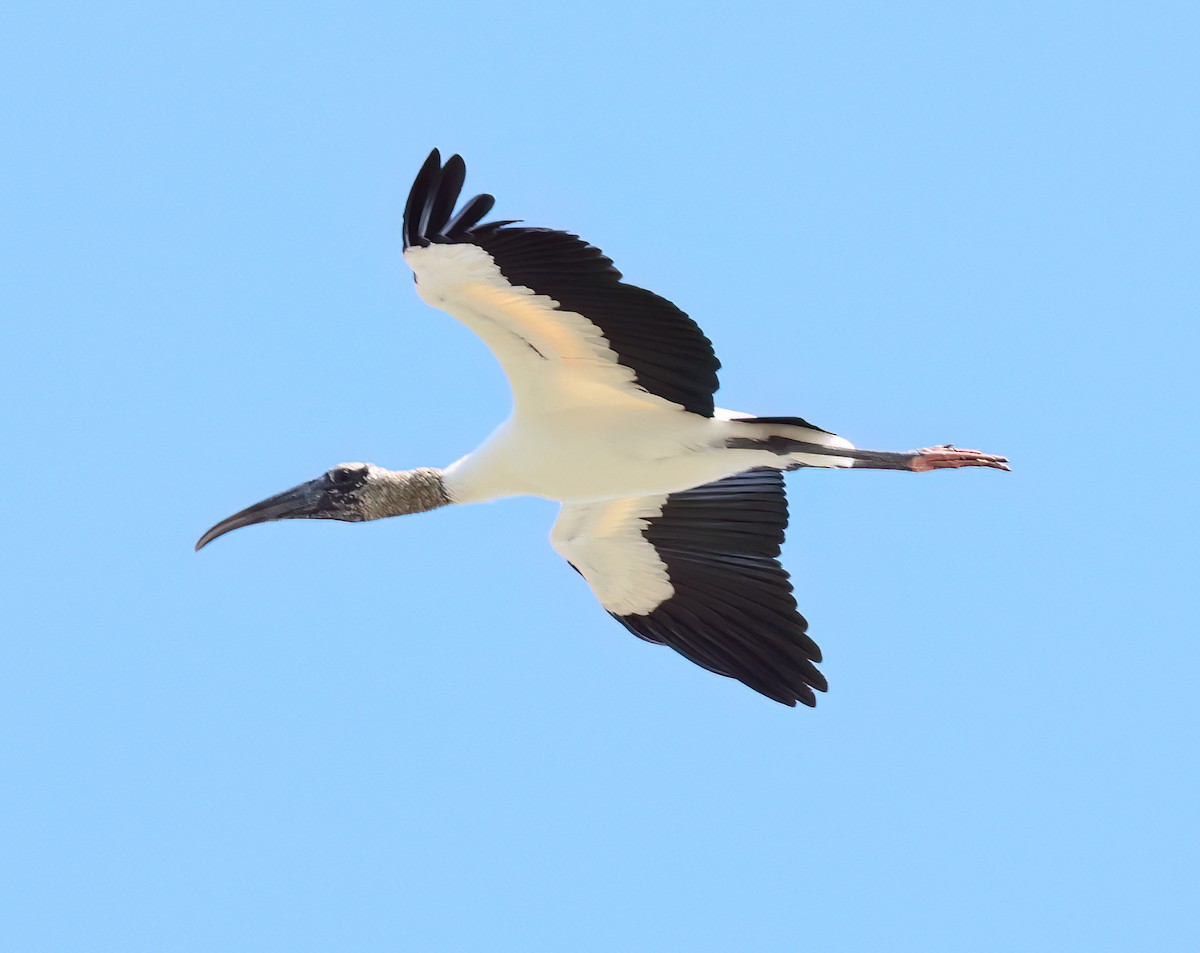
top-left (551, 468), bottom-right (826, 706)
top-left (402, 149), bottom-right (721, 416)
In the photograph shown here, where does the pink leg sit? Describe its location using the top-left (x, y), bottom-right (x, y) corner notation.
top-left (910, 445), bottom-right (1010, 472)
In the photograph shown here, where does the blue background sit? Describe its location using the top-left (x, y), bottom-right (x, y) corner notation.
top-left (4, 2), bottom-right (1196, 950)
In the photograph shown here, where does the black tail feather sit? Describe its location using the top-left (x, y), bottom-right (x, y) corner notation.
top-left (740, 414), bottom-right (832, 435)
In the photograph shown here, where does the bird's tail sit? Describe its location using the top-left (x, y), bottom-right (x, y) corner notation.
top-left (722, 415), bottom-right (858, 470)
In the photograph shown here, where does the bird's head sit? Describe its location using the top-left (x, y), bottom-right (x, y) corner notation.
top-left (195, 463), bottom-right (448, 551)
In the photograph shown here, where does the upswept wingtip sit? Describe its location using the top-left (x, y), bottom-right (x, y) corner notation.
top-left (403, 149), bottom-right (496, 249)
top-left (402, 149), bottom-right (443, 248)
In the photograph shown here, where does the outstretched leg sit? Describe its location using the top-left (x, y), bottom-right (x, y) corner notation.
top-left (847, 445), bottom-right (1010, 472)
top-left (723, 418), bottom-right (1009, 472)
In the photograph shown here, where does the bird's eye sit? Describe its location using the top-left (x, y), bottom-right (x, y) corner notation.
top-left (329, 467), bottom-right (355, 485)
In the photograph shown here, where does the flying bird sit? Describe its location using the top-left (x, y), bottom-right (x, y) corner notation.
top-left (197, 149), bottom-right (1008, 707)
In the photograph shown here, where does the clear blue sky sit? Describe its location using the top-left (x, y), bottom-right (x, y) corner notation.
top-left (3, 2), bottom-right (1196, 950)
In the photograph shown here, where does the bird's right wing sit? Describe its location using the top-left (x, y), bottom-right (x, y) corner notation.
top-left (402, 149), bottom-right (721, 416)
top-left (551, 468), bottom-right (826, 707)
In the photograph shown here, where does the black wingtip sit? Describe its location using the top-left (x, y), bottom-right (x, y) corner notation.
top-left (403, 149), bottom-right (499, 249)
top-left (417, 154), bottom-right (462, 241)
top-left (403, 149), bottom-right (444, 249)
top-left (443, 192), bottom-right (496, 237)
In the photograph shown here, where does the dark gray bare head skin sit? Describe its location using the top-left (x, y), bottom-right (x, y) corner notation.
top-left (195, 464), bottom-right (450, 550)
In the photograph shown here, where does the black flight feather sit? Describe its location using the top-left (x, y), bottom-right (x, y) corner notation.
top-left (609, 468), bottom-right (824, 707)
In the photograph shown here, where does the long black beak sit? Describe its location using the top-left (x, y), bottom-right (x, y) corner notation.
top-left (195, 477), bottom-right (329, 551)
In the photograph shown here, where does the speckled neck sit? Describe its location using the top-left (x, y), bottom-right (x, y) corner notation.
top-left (367, 467), bottom-right (451, 519)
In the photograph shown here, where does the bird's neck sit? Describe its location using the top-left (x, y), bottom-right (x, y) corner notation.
top-left (369, 467), bottom-right (452, 519)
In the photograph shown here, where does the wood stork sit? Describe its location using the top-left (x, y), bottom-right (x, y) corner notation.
top-left (197, 149), bottom-right (1008, 707)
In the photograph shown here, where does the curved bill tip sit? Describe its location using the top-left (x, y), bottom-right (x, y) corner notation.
top-left (194, 525), bottom-right (225, 551)
top-left (194, 478), bottom-right (328, 552)
top-left (194, 510), bottom-right (258, 551)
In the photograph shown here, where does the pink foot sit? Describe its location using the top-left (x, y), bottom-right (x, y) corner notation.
top-left (911, 445), bottom-right (1010, 472)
